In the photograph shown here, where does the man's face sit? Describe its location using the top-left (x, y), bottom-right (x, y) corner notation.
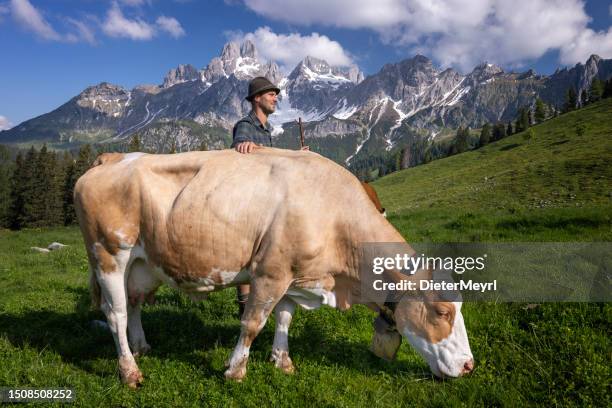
top-left (254, 91), bottom-right (278, 115)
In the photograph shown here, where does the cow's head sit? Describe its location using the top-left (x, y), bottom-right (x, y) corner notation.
top-left (390, 299), bottom-right (473, 378)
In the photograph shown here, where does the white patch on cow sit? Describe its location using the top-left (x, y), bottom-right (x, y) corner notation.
top-left (114, 228), bottom-right (135, 249)
top-left (285, 287), bottom-right (337, 310)
top-left (272, 298), bottom-right (295, 355)
top-left (178, 277), bottom-right (216, 292)
top-left (401, 302), bottom-right (473, 378)
top-left (96, 249), bottom-right (133, 360)
top-left (211, 268), bottom-right (250, 286)
top-left (227, 338), bottom-right (250, 369)
top-left (121, 152), bottom-right (145, 164)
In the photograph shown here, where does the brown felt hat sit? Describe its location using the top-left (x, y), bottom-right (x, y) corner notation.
top-left (245, 76), bottom-right (280, 101)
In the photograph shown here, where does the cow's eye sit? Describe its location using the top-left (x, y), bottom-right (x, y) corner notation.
top-left (436, 309), bottom-right (451, 321)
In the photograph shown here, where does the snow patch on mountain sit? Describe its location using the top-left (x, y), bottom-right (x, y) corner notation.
top-left (332, 98), bottom-right (359, 120)
top-left (269, 88), bottom-right (326, 135)
top-left (346, 97), bottom-right (389, 164)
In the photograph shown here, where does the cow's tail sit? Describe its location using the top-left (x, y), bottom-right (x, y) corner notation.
top-left (89, 266), bottom-right (102, 310)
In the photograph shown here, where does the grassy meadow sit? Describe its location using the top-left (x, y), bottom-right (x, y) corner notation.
top-left (0, 100), bottom-right (611, 407)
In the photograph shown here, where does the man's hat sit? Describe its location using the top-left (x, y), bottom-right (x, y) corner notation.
top-left (245, 76), bottom-right (280, 101)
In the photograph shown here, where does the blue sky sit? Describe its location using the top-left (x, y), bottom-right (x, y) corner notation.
top-left (0, 0), bottom-right (611, 128)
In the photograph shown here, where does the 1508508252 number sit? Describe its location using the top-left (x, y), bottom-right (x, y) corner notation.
top-left (0, 388), bottom-right (75, 402)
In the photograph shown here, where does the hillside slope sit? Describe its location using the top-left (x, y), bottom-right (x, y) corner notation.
top-left (374, 99), bottom-right (612, 241)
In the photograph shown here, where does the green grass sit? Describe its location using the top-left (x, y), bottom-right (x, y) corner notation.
top-left (1, 101), bottom-right (611, 407)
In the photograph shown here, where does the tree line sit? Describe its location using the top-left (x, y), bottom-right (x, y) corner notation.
top-left (0, 132), bottom-right (208, 230)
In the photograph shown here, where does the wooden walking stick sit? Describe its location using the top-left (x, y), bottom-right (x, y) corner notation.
top-left (298, 117), bottom-right (305, 148)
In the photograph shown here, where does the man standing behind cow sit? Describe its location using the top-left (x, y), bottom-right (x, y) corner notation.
top-left (231, 76), bottom-right (309, 314)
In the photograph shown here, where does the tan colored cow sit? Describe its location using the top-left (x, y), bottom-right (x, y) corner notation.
top-left (75, 148), bottom-right (473, 387)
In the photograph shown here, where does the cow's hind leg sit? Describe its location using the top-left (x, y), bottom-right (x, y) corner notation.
top-left (270, 297), bottom-right (296, 374)
top-left (94, 244), bottom-right (143, 388)
top-left (127, 259), bottom-right (159, 357)
top-left (225, 276), bottom-right (290, 381)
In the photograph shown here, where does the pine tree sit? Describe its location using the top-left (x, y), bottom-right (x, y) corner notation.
top-left (506, 121), bottom-right (513, 136)
top-left (453, 127), bottom-right (470, 154)
top-left (30, 145), bottom-right (62, 226)
top-left (423, 148), bottom-right (433, 164)
top-left (580, 89), bottom-right (588, 107)
top-left (515, 107), bottom-right (530, 133)
top-left (61, 144), bottom-right (94, 225)
top-left (63, 156), bottom-right (77, 225)
top-left (74, 144), bottom-right (93, 176)
top-left (0, 146), bottom-right (12, 228)
top-left (534, 98), bottom-right (546, 123)
top-left (493, 123), bottom-right (506, 141)
top-left (128, 134), bottom-right (142, 152)
top-left (564, 87), bottom-right (577, 112)
top-left (9, 147), bottom-right (37, 229)
top-left (588, 79), bottom-right (604, 103)
top-left (602, 78), bottom-right (612, 99)
top-left (479, 123), bottom-right (491, 147)
top-left (8, 152), bottom-right (25, 229)
top-left (520, 107), bottom-right (530, 131)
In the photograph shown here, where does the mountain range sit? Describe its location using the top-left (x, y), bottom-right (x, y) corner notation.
top-left (1, 39), bottom-right (610, 166)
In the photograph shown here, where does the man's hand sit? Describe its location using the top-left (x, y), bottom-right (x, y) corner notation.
top-left (301, 145), bottom-right (310, 151)
top-left (235, 141), bottom-right (260, 154)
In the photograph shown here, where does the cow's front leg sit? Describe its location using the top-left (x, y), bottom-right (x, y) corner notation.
top-left (225, 277), bottom-right (288, 381)
top-left (270, 297), bottom-right (296, 374)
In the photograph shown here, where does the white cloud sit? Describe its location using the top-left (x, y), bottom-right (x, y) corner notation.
top-left (8, 0), bottom-right (96, 43)
top-left (0, 115), bottom-right (13, 131)
top-left (65, 17), bottom-right (96, 44)
top-left (102, 2), bottom-right (155, 40)
top-left (243, 0), bottom-right (407, 29)
top-left (228, 26), bottom-right (353, 70)
top-left (10, 0), bottom-right (62, 40)
top-left (560, 28), bottom-right (612, 64)
top-left (238, 0), bottom-right (612, 70)
top-left (156, 15), bottom-right (185, 38)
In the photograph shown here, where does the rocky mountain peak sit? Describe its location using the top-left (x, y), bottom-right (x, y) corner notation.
top-left (162, 63), bottom-right (200, 88)
top-left (466, 62), bottom-right (504, 86)
top-left (586, 54), bottom-right (601, 66)
top-left (240, 39), bottom-right (258, 59)
top-left (79, 82), bottom-right (126, 98)
top-left (221, 41), bottom-right (240, 61)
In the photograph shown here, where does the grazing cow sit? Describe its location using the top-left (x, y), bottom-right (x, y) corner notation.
top-left (74, 148), bottom-right (473, 387)
top-left (361, 182), bottom-right (386, 217)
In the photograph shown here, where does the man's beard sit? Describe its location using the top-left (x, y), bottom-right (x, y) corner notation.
top-left (261, 103), bottom-right (275, 115)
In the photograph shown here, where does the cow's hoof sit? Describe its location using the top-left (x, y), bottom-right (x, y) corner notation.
top-left (119, 357), bottom-right (143, 389)
top-left (271, 350), bottom-right (295, 375)
top-left (121, 368), bottom-right (144, 388)
top-left (224, 366), bottom-right (247, 382)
